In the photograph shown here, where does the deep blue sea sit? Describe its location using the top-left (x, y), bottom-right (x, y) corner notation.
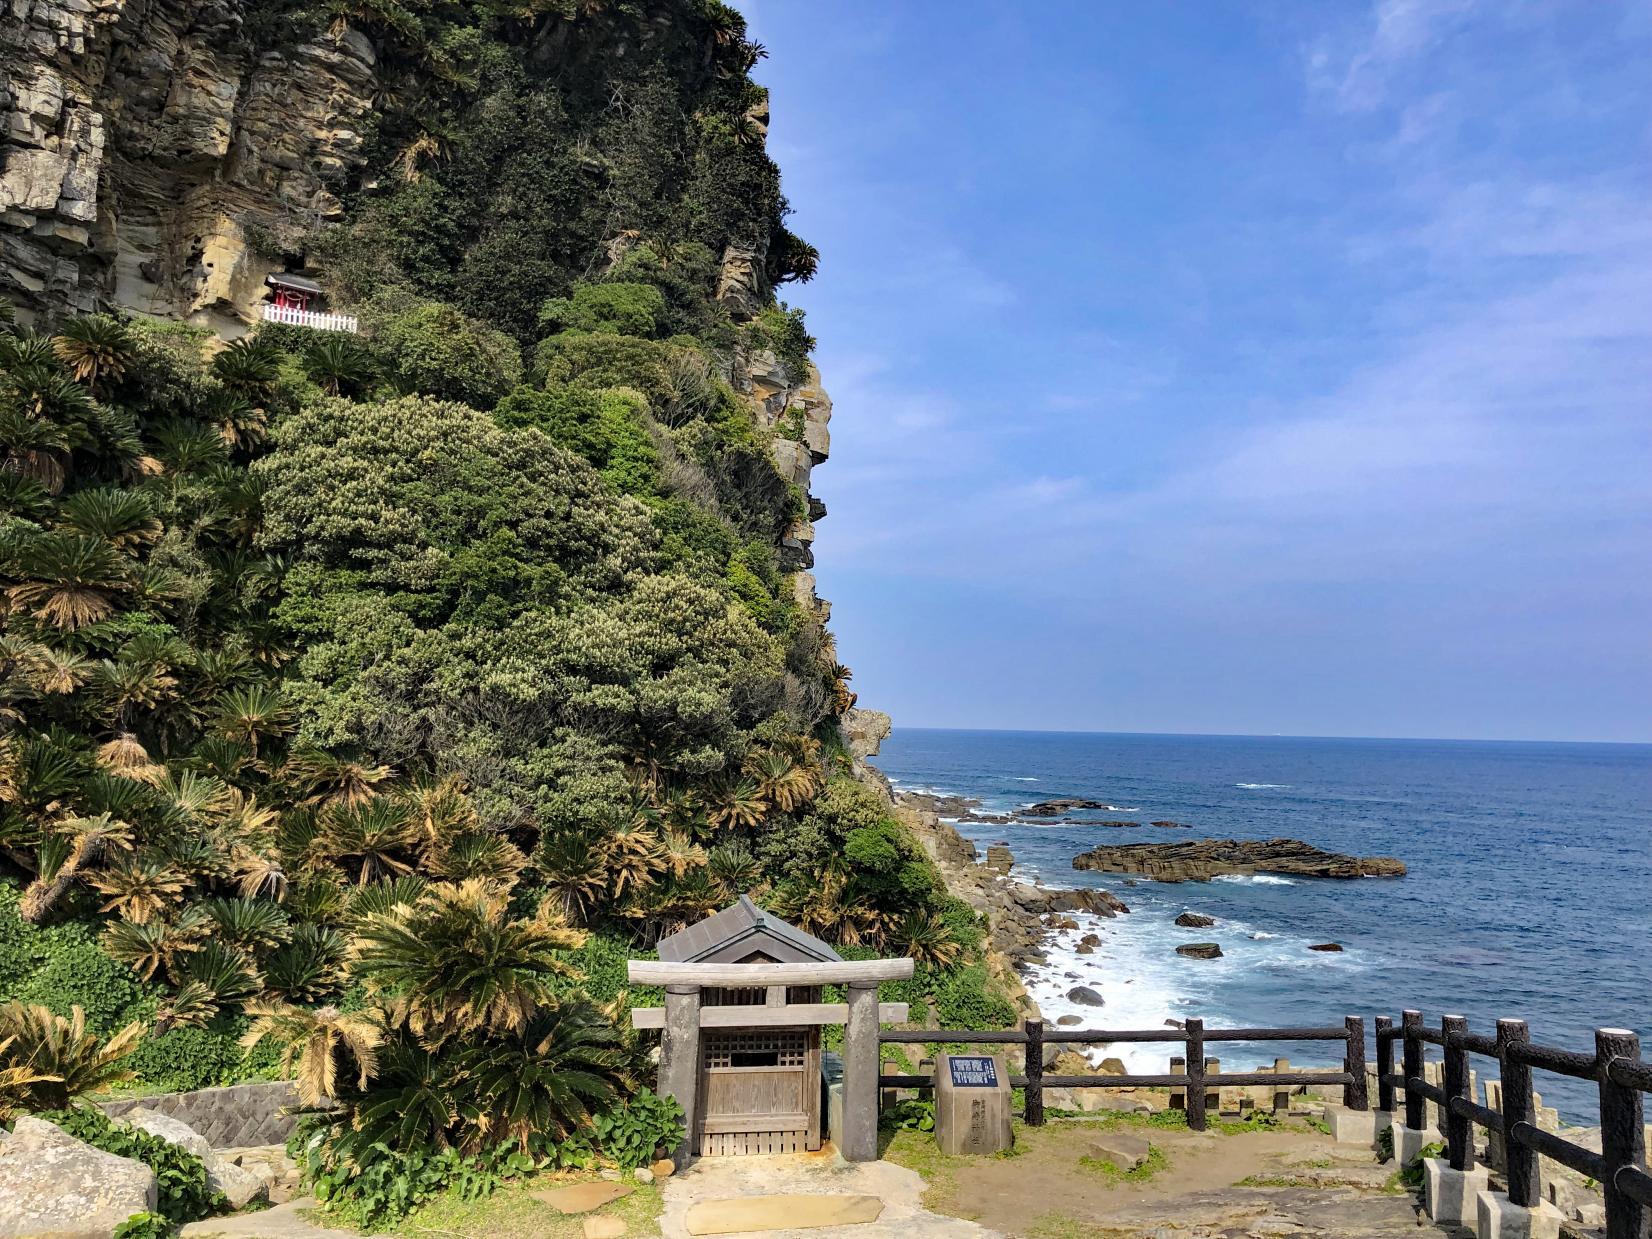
top-left (873, 728), bottom-right (1652, 1118)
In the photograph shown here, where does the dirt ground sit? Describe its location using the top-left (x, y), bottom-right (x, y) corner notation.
top-left (881, 1110), bottom-right (1454, 1239)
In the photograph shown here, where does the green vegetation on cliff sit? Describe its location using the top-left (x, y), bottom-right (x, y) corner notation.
top-left (0, 0), bottom-right (1011, 1217)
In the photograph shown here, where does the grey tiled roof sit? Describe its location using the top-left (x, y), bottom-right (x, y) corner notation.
top-left (655, 893), bottom-right (842, 964)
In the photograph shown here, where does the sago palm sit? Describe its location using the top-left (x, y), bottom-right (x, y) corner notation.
top-left (211, 337), bottom-right (281, 402)
top-left (102, 909), bottom-right (206, 981)
top-left (20, 814), bottom-right (134, 923)
top-left (446, 1002), bottom-right (622, 1151)
top-left (0, 1036), bottom-right (55, 1124)
top-left (284, 749), bottom-right (393, 808)
top-left (706, 774), bottom-right (765, 831)
top-left (352, 879), bottom-right (586, 1046)
top-left (5, 532), bottom-right (128, 629)
top-left (0, 406), bottom-right (72, 493)
top-left (56, 487), bottom-right (161, 552)
top-left (240, 1001), bottom-right (381, 1107)
top-left (893, 909), bottom-right (964, 969)
top-left (706, 840), bottom-right (762, 901)
top-left (211, 683), bottom-right (292, 756)
top-left (200, 896), bottom-right (292, 952)
top-left (535, 826), bottom-right (608, 923)
top-left (427, 830), bottom-right (526, 884)
top-left (0, 1002), bottom-right (142, 1110)
top-left (303, 336), bottom-right (375, 397)
top-left (89, 854), bottom-right (187, 923)
top-left (746, 748), bottom-right (819, 813)
top-left (51, 315), bottom-right (135, 390)
top-left (262, 924), bottom-right (349, 1004)
top-left (319, 798), bottom-right (420, 884)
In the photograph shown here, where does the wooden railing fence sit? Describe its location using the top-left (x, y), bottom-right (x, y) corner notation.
top-left (878, 1010), bottom-right (1651, 1238)
top-left (878, 1015), bottom-right (1367, 1131)
top-left (1383, 1011), bottom-right (1652, 1239)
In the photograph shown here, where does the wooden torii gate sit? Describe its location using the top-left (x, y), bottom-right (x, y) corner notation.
top-left (628, 897), bottom-right (912, 1164)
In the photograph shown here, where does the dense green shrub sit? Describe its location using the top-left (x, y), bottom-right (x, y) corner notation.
top-left (123, 1020), bottom-right (261, 1094)
top-left (363, 293), bottom-right (522, 409)
top-left (935, 964), bottom-right (1018, 1031)
top-left (589, 1089), bottom-right (684, 1168)
top-left (113, 1212), bottom-right (172, 1239)
top-left (539, 283), bottom-right (665, 338)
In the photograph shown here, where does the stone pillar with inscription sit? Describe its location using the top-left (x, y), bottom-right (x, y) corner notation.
top-left (934, 1053), bottom-right (1014, 1155)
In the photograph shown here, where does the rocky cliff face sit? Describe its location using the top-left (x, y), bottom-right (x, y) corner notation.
top-left (2, 0), bottom-right (846, 685)
top-left (2, 0), bottom-right (376, 331)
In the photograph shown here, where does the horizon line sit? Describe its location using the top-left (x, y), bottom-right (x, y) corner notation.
top-left (880, 724), bottom-right (1652, 748)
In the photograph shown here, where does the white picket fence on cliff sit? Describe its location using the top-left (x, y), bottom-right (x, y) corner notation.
top-left (261, 303), bottom-right (358, 333)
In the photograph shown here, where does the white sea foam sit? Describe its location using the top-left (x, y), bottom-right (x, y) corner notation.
top-left (1012, 777), bottom-right (1039, 782)
top-left (1236, 782), bottom-right (1292, 789)
top-left (1248, 931), bottom-right (1277, 939)
top-left (1212, 874), bottom-right (1296, 886)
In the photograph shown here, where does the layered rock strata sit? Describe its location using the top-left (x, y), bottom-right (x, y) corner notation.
top-left (2, 0), bottom-right (377, 330)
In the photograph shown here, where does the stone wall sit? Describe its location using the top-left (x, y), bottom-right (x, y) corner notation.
top-left (98, 1080), bottom-right (299, 1149)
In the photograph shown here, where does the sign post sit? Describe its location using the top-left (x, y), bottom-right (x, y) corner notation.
top-left (933, 1052), bottom-right (1014, 1155)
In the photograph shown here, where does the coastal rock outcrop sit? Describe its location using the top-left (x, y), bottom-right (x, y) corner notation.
top-left (0, 1116), bottom-right (157, 1238)
top-left (1024, 798), bottom-right (1113, 815)
top-left (1072, 838), bottom-right (1406, 882)
top-left (1176, 942), bottom-right (1223, 960)
top-left (1174, 911), bottom-right (1216, 928)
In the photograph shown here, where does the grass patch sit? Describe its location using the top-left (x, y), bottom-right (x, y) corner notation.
top-left (1077, 1145), bottom-right (1169, 1185)
top-left (369, 1174), bottom-right (664, 1238)
top-left (1028, 1215), bottom-right (1105, 1239)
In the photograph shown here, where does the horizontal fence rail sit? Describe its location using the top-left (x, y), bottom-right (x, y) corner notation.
top-left (1383, 1011), bottom-right (1649, 1239)
top-left (877, 1016), bottom-right (1365, 1131)
top-left (877, 1007), bottom-right (1651, 1239)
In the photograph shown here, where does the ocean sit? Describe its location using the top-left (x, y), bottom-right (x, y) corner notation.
top-left (873, 728), bottom-right (1652, 1119)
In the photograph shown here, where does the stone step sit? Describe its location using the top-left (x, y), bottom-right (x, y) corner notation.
top-left (685, 1193), bottom-right (885, 1235)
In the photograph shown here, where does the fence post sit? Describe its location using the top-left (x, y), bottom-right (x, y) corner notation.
top-left (1185, 1018), bottom-right (1207, 1132)
top-left (1375, 1016), bottom-right (1395, 1112)
top-left (1595, 1028), bottom-right (1646, 1239)
top-left (1497, 1018), bottom-right (1539, 1208)
top-left (1024, 1019), bottom-right (1045, 1127)
top-left (1273, 1057), bottom-right (1291, 1115)
top-left (1402, 1009), bottom-right (1425, 1131)
top-left (1442, 1014), bottom-right (1474, 1171)
top-left (1344, 1015), bottom-right (1369, 1111)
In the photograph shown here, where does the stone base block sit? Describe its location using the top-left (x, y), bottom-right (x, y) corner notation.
top-left (1424, 1159), bottom-right (1490, 1225)
top-left (1392, 1123), bottom-right (1443, 1165)
top-left (1476, 1191), bottom-right (1564, 1239)
top-left (1324, 1104), bottom-right (1381, 1146)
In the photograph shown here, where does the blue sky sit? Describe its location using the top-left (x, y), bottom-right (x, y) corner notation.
top-left (738, 1), bottom-right (1652, 743)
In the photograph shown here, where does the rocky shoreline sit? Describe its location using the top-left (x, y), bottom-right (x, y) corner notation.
top-left (891, 793), bottom-right (1130, 1013)
top-left (899, 790), bottom-right (1198, 830)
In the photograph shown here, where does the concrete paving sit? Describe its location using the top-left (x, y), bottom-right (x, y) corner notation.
top-left (658, 1152), bottom-right (1000, 1239)
top-left (179, 1197), bottom-right (384, 1239)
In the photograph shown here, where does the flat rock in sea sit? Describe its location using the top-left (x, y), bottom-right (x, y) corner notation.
top-left (1150, 820), bottom-right (1192, 828)
top-left (1024, 798), bottom-right (1116, 815)
top-left (1057, 1015), bottom-right (1083, 1026)
top-left (1309, 942), bottom-right (1344, 952)
top-left (1066, 985), bottom-right (1106, 1006)
top-left (1176, 942), bottom-right (1223, 959)
top-left (1175, 911), bottom-right (1216, 928)
top-left (1072, 837), bottom-right (1406, 882)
